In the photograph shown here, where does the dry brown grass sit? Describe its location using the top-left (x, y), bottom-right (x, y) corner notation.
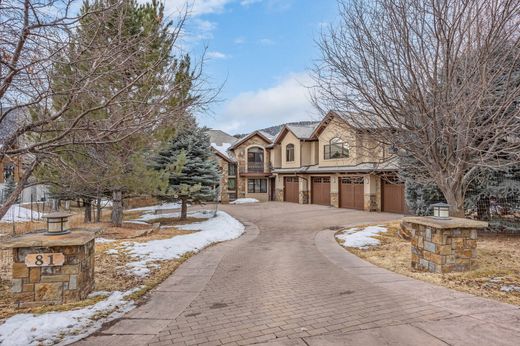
top-left (0, 203), bottom-right (201, 321)
top-left (340, 222), bottom-right (520, 306)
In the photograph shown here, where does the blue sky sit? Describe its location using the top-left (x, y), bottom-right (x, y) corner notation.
top-left (165, 0), bottom-right (338, 134)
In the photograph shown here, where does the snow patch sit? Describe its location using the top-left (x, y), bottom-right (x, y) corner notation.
top-left (126, 202), bottom-right (181, 213)
top-left (131, 210), bottom-right (212, 223)
top-left (0, 290), bottom-right (136, 346)
top-left (336, 226), bottom-right (388, 248)
top-left (95, 237), bottom-right (115, 243)
top-left (230, 198), bottom-right (259, 204)
top-left (124, 211), bottom-right (244, 277)
top-left (0, 204), bottom-right (42, 223)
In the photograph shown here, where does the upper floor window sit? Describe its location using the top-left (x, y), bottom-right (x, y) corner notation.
top-left (324, 137), bottom-right (349, 160)
top-left (286, 144), bottom-right (295, 162)
top-left (247, 147), bottom-right (264, 172)
top-left (228, 162), bottom-right (236, 176)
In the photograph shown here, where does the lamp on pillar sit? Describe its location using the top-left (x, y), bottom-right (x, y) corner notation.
top-left (43, 212), bottom-right (73, 235)
top-left (431, 202), bottom-right (450, 220)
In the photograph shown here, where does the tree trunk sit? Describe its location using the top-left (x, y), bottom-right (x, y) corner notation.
top-left (439, 186), bottom-right (465, 218)
top-left (96, 198), bottom-right (102, 223)
top-left (0, 159), bottom-right (39, 220)
top-left (84, 199), bottom-right (92, 223)
top-left (111, 190), bottom-right (123, 227)
top-left (180, 199), bottom-right (188, 220)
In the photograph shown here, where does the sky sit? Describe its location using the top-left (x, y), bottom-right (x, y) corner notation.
top-left (164, 0), bottom-right (339, 134)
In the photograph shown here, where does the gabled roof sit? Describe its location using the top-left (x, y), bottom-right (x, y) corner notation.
top-left (273, 123), bottom-right (319, 144)
top-left (228, 130), bottom-right (273, 150)
top-left (309, 111), bottom-right (345, 139)
top-left (207, 129), bottom-right (237, 163)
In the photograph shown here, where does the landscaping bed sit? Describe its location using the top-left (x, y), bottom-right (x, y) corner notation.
top-left (0, 204), bottom-right (245, 345)
top-left (336, 222), bottom-right (520, 306)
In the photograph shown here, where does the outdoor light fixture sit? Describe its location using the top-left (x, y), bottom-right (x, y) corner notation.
top-left (44, 212), bottom-right (73, 235)
top-left (431, 202), bottom-right (451, 220)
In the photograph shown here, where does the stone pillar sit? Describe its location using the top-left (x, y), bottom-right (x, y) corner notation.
top-left (330, 175), bottom-right (339, 208)
top-left (299, 177), bottom-right (309, 204)
top-left (401, 217), bottom-right (487, 273)
top-left (1, 231), bottom-right (95, 308)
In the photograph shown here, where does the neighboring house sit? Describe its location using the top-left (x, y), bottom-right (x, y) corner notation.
top-left (209, 111), bottom-right (405, 212)
top-left (208, 130), bottom-right (239, 203)
top-left (0, 108), bottom-right (48, 203)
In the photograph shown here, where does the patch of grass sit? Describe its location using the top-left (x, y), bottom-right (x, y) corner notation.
top-left (0, 216), bottom-right (200, 321)
top-left (339, 222), bottom-right (520, 306)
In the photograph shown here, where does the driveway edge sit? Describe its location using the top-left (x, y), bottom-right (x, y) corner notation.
top-left (74, 219), bottom-right (260, 346)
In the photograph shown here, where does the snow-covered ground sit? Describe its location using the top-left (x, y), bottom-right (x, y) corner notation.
top-left (336, 226), bottom-right (388, 248)
top-left (0, 204), bottom-right (42, 223)
top-left (126, 202), bottom-right (181, 213)
top-left (0, 290), bottom-right (136, 346)
top-left (0, 210), bottom-right (245, 345)
top-left (124, 211), bottom-right (245, 277)
top-left (130, 210), bottom-right (212, 223)
top-left (230, 198), bottom-right (259, 204)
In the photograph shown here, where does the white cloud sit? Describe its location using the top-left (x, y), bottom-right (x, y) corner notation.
top-left (259, 38), bottom-right (275, 46)
top-left (218, 72), bottom-right (320, 133)
top-left (164, 0), bottom-right (233, 16)
top-left (234, 36), bottom-right (246, 44)
top-left (240, 0), bottom-right (263, 6)
top-left (207, 51), bottom-right (230, 59)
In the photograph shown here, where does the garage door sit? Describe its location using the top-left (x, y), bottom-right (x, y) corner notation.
top-left (382, 178), bottom-right (406, 213)
top-left (339, 176), bottom-right (364, 210)
top-left (312, 177), bottom-right (330, 206)
top-left (284, 177), bottom-right (299, 203)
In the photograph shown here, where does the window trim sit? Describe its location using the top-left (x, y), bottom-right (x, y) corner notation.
top-left (228, 177), bottom-right (236, 191)
top-left (286, 144), bottom-right (295, 162)
top-left (228, 163), bottom-right (236, 177)
top-left (247, 178), bottom-right (267, 193)
top-left (324, 137), bottom-right (349, 160)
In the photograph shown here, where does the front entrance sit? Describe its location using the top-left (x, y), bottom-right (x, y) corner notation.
top-left (284, 177), bottom-right (299, 203)
top-left (311, 177), bottom-right (330, 206)
top-left (382, 177), bottom-right (406, 213)
top-left (339, 176), bottom-right (364, 210)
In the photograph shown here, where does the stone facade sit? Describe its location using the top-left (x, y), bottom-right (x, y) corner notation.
top-left (2, 231), bottom-right (95, 308)
top-left (214, 154), bottom-right (237, 203)
top-left (402, 217), bottom-right (487, 273)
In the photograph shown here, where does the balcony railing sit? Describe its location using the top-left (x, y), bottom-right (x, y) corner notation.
top-left (239, 162), bottom-right (267, 174)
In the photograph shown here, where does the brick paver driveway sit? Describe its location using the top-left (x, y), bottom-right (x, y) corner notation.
top-left (80, 202), bottom-right (520, 346)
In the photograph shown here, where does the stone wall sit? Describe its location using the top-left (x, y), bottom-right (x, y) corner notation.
top-left (402, 217), bottom-right (487, 273)
top-left (9, 236), bottom-right (95, 308)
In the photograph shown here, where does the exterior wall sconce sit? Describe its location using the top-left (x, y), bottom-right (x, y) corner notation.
top-left (44, 212), bottom-right (73, 235)
top-left (431, 202), bottom-right (450, 220)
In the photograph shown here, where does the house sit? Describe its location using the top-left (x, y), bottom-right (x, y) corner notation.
top-left (0, 108), bottom-right (48, 203)
top-left (208, 111), bottom-right (406, 213)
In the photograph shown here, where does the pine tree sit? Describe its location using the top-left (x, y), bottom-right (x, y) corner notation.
top-left (154, 126), bottom-right (220, 219)
top-left (2, 177), bottom-right (18, 204)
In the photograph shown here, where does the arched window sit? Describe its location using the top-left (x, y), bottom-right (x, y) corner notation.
top-left (247, 147), bottom-right (264, 172)
top-left (286, 144), bottom-right (295, 162)
top-left (324, 137), bottom-right (349, 159)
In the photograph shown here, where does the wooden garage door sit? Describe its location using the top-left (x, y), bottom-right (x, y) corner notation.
top-left (312, 177), bottom-right (331, 206)
top-left (339, 176), bottom-right (364, 210)
top-left (382, 177), bottom-right (406, 213)
top-left (284, 177), bottom-right (299, 203)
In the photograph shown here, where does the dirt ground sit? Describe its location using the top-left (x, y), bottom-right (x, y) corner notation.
top-left (0, 205), bottom-right (200, 320)
top-left (341, 222), bottom-right (520, 306)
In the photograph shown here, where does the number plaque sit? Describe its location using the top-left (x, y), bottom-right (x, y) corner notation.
top-left (25, 253), bottom-right (65, 267)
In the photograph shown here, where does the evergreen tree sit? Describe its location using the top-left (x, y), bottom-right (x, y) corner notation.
top-left (2, 177), bottom-right (18, 204)
top-left (154, 126), bottom-right (220, 219)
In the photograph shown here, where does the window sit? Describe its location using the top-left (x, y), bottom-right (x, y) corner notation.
top-left (228, 163), bottom-right (236, 176)
top-left (228, 178), bottom-right (236, 191)
top-left (247, 147), bottom-right (264, 172)
top-left (324, 137), bottom-right (349, 159)
top-left (247, 178), bottom-right (267, 193)
top-left (3, 163), bottom-right (15, 182)
top-left (286, 144), bottom-right (295, 162)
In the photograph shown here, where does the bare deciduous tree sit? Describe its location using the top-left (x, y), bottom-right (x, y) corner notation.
top-left (0, 0), bottom-right (209, 219)
top-left (313, 0), bottom-right (520, 216)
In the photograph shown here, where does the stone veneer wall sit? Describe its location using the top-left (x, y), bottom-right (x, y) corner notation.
top-left (10, 239), bottom-right (95, 308)
top-left (214, 155), bottom-right (231, 203)
top-left (234, 135), bottom-right (271, 199)
top-left (402, 217), bottom-right (487, 273)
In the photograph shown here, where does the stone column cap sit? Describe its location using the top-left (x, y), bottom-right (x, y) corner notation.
top-left (402, 216), bottom-right (488, 229)
top-left (0, 230), bottom-right (95, 249)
